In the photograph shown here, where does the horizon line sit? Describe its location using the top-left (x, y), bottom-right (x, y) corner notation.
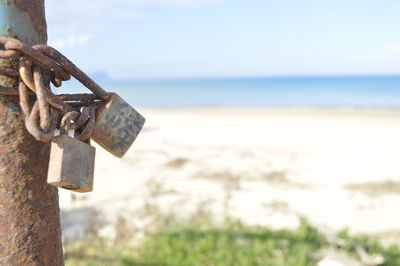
top-left (101, 73), bottom-right (400, 82)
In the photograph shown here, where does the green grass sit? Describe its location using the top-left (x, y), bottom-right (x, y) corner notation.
top-left (337, 229), bottom-right (400, 265)
top-left (133, 219), bottom-right (324, 266)
top-left (65, 219), bottom-right (400, 266)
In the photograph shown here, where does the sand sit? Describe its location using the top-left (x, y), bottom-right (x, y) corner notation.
top-left (59, 107), bottom-right (400, 245)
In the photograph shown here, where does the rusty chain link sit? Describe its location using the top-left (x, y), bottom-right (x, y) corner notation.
top-left (0, 36), bottom-right (110, 142)
top-left (33, 65), bottom-right (51, 132)
top-left (60, 105), bottom-right (96, 142)
top-left (19, 81), bottom-right (59, 142)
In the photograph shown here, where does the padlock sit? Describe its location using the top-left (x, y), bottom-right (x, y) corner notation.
top-left (91, 93), bottom-right (145, 158)
top-left (47, 134), bottom-right (96, 193)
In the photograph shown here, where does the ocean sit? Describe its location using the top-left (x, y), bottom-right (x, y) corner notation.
top-left (60, 76), bottom-right (400, 108)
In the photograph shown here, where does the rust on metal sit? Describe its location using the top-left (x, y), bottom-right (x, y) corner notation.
top-left (47, 134), bottom-right (95, 193)
top-left (13, 0), bottom-right (47, 42)
top-left (51, 76), bottom-right (63, 88)
top-left (68, 101), bottom-right (100, 109)
top-left (75, 106), bottom-right (96, 142)
top-left (33, 45), bottom-right (110, 100)
top-left (0, 37), bottom-right (21, 58)
top-left (56, 93), bottom-right (99, 102)
top-left (3, 37), bottom-right (70, 81)
top-left (18, 81), bottom-right (31, 117)
top-left (0, 87), bottom-right (100, 102)
top-left (19, 56), bottom-right (63, 93)
top-left (69, 106), bottom-right (91, 131)
top-left (19, 83), bottom-right (58, 143)
top-left (19, 56), bottom-right (35, 92)
top-left (75, 106), bottom-right (91, 130)
top-left (26, 101), bottom-right (59, 142)
top-left (40, 86), bottom-right (74, 114)
top-left (0, 10), bottom-right (145, 162)
top-left (92, 93), bottom-right (145, 158)
top-left (33, 65), bottom-right (50, 131)
top-left (0, 86), bottom-right (20, 95)
top-left (0, 0), bottom-right (64, 264)
top-left (18, 56), bottom-right (74, 114)
top-left (60, 111), bottom-right (80, 133)
top-left (0, 66), bottom-right (18, 77)
top-left (0, 38), bottom-right (111, 113)
top-left (0, 36), bottom-right (146, 159)
top-left (18, 55), bottom-right (62, 89)
top-left (60, 106), bottom-right (95, 142)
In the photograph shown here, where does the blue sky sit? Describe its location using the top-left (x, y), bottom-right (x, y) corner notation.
top-left (46, 0), bottom-right (400, 80)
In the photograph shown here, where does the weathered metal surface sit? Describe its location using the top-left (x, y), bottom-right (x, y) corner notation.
top-left (0, 88), bottom-right (101, 102)
top-left (33, 65), bottom-right (50, 131)
top-left (18, 56), bottom-right (35, 90)
top-left (59, 106), bottom-right (95, 142)
top-left (0, 85), bottom-right (19, 95)
top-left (13, 0), bottom-right (47, 41)
top-left (0, 38), bottom-right (107, 117)
top-left (18, 56), bottom-right (74, 114)
top-left (92, 93), bottom-right (145, 158)
top-left (0, 27), bottom-right (146, 159)
top-left (1, 37), bottom-right (71, 81)
top-left (19, 79), bottom-right (59, 143)
top-left (47, 134), bottom-right (95, 193)
top-left (0, 1), bottom-right (41, 44)
top-left (33, 45), bottom-right (110, 100)
top-left (60, 111), bottom-right (83, 131)
top-left (75, 105), bottom-right (96, 142)
top-left (0, 1), bottom-right (64, 265)
top-left (0, 65), bottom-right (18, 76)
top-left (74, 107), bottom-right (90, 129)
top-left (57, 93), bottom-right (99, 102)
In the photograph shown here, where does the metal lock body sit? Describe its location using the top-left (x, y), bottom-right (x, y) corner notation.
top-left (47, 134), bottom-right (96, 192)
top-left (91, 93), bottom-right (145, 158)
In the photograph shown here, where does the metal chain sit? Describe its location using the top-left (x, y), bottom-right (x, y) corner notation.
top-left (0, 36), bottom-right (110, 142)
top-left (19, 81), bottom-right (59, 142)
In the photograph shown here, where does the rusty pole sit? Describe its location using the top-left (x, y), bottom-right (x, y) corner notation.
top-left (0, 1), bottom-right (64, 265)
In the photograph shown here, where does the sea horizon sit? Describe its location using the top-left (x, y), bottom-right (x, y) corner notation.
top-left (60, 75), bottom-right (400, 109)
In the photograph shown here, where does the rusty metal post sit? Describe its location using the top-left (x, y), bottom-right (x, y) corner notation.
top-left (0, 1), bottom-right (64, 265)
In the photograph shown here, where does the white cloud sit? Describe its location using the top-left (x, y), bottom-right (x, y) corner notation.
top-left (46, 0), bottom-right (222, 11)
top-left (45, 0), bottom-right (223, 44)
top-left (376, 44), bottom-right (400, 58)
top-left (121, 0), bottom-right (222, 8)
top-left (49, 34), bottom-right (92, 49)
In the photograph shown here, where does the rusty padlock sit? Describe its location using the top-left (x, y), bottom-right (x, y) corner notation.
top-left (30, 46), bottom-right (145, 158)
top-left (47, 133), bottom-right (96, 193)
top-left (91, 93), bottom-right (145, 158)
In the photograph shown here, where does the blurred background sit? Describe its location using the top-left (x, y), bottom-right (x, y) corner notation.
top-left (47, 1), bottom-right (400, 265)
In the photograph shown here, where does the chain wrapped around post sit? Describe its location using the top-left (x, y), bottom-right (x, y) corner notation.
top-left (0, 36), bottom-right (108, 142)
top-left (1, 35), bottom-right (146, 195)
top-left (60, 105), bottom-right (95, 142)
top-left (0, 36), bottom-right (145, 194)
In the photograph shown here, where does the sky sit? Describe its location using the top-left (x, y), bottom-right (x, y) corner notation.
top-left (45, 0), bottom-right (400, 80)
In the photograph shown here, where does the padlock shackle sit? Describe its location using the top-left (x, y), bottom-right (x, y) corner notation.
top-left (33, 44), bottom-right (110, 101)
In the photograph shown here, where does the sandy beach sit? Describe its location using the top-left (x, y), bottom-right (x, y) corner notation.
top-left (59, 107), bottom-right (400, 245)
